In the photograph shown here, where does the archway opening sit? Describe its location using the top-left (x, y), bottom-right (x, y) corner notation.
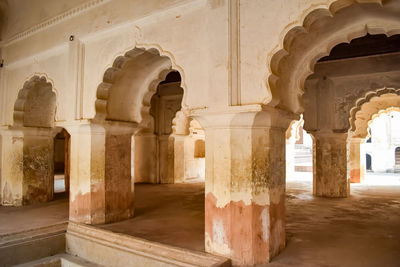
top-left (278, 31), bottom-right (400, 266)
top-left (300, 33), bottom-right (400, 197)
top-left (95, 49), bottom-right (205, 252)
top-left (7, 75), bottom-right (63, 205)
top-left (366, 154), bottom-right (372, 171)
top-left (132, 70), bottom-right (205, 250)
top-left (286, 116), bottom-right (313, 193)
top-left (358, 110), bottom-right (400, 185)
top-left (0, 75), bottom-right (70, 238)
top-left (53, 128), bottom-right (70, 198)
top-left (267, 2), bottom-right (400, 265)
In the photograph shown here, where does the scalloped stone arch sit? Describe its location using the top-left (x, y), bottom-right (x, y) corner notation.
top-left (13, 75), bottom-right (57, 128)
top-left (349, 88), bottom-right (400, 138)
top-left (369, 107), bottom-right (400, 125)
top-left (94, 46), bottom-right (185, 129)
top-left (268, 0), bottom-right (400, 114)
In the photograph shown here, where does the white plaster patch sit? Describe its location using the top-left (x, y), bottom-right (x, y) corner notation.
top-left (211, 189), bottom-right (272, 208)
top-left (260, 208), bottom-right (270, 242)
top-left (213, 219), bottom-right (228, 246)
top-left (205, 232), bottom-right (231, 256)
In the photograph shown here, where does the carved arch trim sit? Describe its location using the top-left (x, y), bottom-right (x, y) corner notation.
top-left (94, 45), bottom-right (187, 129)
top-left (349, 88), bottom-right (400, 138)
top-left (13, 75), bottom-right (58, 128)
top-left (267, 0), bottom-right (400, 114)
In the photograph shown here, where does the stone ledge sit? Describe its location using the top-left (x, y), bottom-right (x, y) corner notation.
top-left (67, 222), bottom-right (230, 267)
top-left (0, 223), bottom-right (67, 266)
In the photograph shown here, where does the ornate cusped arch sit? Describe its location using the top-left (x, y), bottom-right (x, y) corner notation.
top-left (94, 45), bottom-right (187, 130)
top-left (268, 0), bottom-right (400, 114)
top-left (349, 88), bottom-right (400, 138)
top-left (13, 75), bottom-right (57, 128)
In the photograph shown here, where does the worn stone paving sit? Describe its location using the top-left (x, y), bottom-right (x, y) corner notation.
top-left (269, 179), bottom-right (400, 267)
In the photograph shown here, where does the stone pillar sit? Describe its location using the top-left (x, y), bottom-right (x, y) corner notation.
top-left (69, 123), bottom-right (135, 224)
top-left (195, 109), bottom-right (293, 266)
top-left (312, 131), bottom-right (349, 197)
top-left (0, 127), bottom-right (54, 206)
top-left (173, 135), bottom-right (186, 183)
top-left (0, 128), bottom-right (24, 206)
top-left (285, 139), bottom-right (295, 180)
top-left (172, 112), bottom-right (190, 183)
top-left (158, 135), bottom-right (170, 184)
top-left (134, 133), bottom-right (157, 183)
top-left (22, 127), bottom-right (54, 204)
top-left (167, 134), bottom-right (175, 183)
top-left (349, 138), bottom-right (365, 183)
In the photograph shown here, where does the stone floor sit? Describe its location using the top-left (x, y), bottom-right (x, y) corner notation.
top-left (270, 179), bottom-right (400, 267)
top-left (0, 197), bottom-right (68, 235)
top-left (1, 174), bottom-right (399, 266)
top-left (98, 183), bottom-right (205, 251)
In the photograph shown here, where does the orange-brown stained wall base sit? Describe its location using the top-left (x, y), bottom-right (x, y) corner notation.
top-left (69, 132), bottom-right (134, 225)
top-left (350, 169), bottom-right (361, 183)
top-left (70, 188), bottom-right (133, 224)
top-left (205, 192), bottom-right (285, 266)
top-left (70, 183), bottom-right (106, 224)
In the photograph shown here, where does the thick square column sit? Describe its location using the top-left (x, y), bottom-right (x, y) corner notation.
top-left (134, 133), bottom-right (157, 183)
top-left (349, 138), bottom-right (365, 183)
top-left (312, 131), bottom-right (349, 197)
top-left (0, 127), bottom-right (54, 206)
top-left (68, 123), bottom-right (135, 224)
top-left (195, 108), bottom-right (293, 266)
top-left (22, 128), bottom-right (54, 204)
top-left (172, 134), bottom-right (186, 183)
top-left (0, 128), bottom-right (24, 206)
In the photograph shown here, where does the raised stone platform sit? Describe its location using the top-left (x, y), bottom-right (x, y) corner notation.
top-left (66, 222), bottom-right (230, 267)
top-left (0, 223), bottom-right (67, 266)
top-left (0, 222), bottom-right (230, 267)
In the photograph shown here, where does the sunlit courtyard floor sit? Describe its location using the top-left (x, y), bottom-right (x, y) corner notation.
top-left (275, 172), bottom-right (400, 267)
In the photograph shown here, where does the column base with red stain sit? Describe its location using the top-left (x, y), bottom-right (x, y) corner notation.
top-left (196, 109), bottom-right (293, 266)
top-left (68, 123), bottom-right (135, 225)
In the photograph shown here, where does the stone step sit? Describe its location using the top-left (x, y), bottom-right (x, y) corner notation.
top-left (14, 253), bottom-right (101, 267)
top-left (66, 222), bottom-right (231, 267)
top-left (0, 222), bottom-right (67, 266)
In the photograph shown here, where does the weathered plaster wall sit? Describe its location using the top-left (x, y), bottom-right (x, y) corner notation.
top-left (304, 53), bottom-right (400, 133)
top-left (0, 0), bottom-right (230, 126)
top-left (239, 0), bottom-right (337, 106)
top-left (0, 0), bottom-right (356, 128)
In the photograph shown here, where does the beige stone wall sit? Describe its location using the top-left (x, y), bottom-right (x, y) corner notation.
top-left (0, 0), bottom-right (349, 128)
top-left (1, 0), bottom-right (400, 264)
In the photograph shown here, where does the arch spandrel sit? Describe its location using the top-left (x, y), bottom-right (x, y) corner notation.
top-left (267, 0), bottom-right (400, 114)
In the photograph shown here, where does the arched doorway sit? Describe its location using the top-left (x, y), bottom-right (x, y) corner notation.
top-left (366, 154), bottom-right (372, 171)
top-left (53, 128), bottom-right (70, 196)
top-left (1, 76), bottom-right (59, 206)
top-left (73, 47), bottom-right (206, 251)
top-left (285, 116), bottom-right (313, 189)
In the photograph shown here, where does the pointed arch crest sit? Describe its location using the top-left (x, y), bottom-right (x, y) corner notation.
top-left (94, 46), bottom-right (186, 129)
top-left (13, 75), bottom-right (57, 128)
